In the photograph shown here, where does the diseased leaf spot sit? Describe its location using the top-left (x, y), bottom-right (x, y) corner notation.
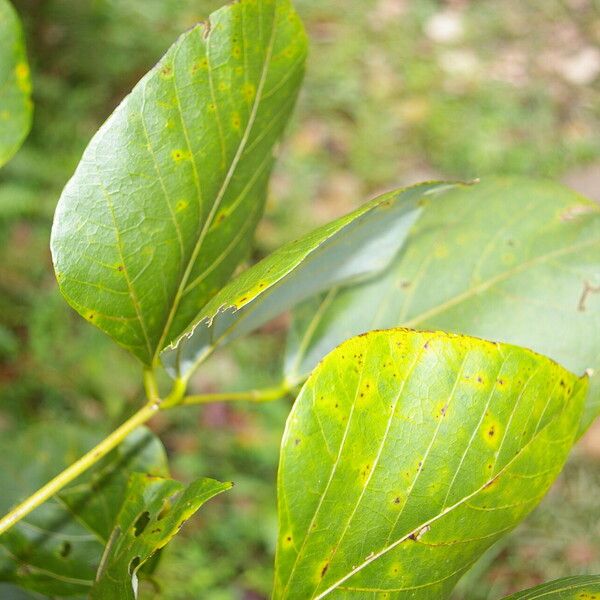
top-left (176, 199), bottom-right (189, 213)
top-left (243, 83), bottom-right (256, 101)
top-left (15, 62), bottom-right (30, 92)
top-left (171, 149), bottom-right (191, 162)
top-left (160, 64), bottom-right (173, 79)
top-left (320, 562), bottom-right (329, 578)
top-left (191, 57), bottom-right (209, 73)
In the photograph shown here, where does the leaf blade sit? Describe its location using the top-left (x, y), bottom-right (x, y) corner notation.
top-left (275, 328), bottom-right (586, 599)
top-left (91, 473), bottom-right (231, 600)
top-left (502, 576), bottom-right (600, 599)
top-left (285, 177), bottom-right (600, 433)
top-left (162, 181), bottom-right (461, 376)
top-left (0, 0), bottom-right (32, 167)
top-left (51, 0), bottom-right (307, 365)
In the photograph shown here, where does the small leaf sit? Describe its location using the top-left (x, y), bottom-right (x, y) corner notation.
top-left (51, 0), bottom-right (307, 366)
top-left (163, 182), bottom-right (460, 376)
top-left (59, 427), bottom-right (169, 542)
top-left (502, 576), bottom-right (600, 599)
top-left (285, 177), bottom-right (600, 434)
top-left (91, 473), bottom-right (231, 600)
top-left (0, 425), bottom-right (167, 597)
top-left (0, 0), bottom-right (33, 167)
top-left (275, 328), bottom-right (586, 599)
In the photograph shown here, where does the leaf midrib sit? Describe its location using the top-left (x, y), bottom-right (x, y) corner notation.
top-left (311, 382), bottom-right (573, 599)
top-left (152, 3), bottom-right (279, 364)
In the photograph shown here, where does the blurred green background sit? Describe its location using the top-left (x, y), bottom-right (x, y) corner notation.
top-left (1, 0), bottom-right (600, 598)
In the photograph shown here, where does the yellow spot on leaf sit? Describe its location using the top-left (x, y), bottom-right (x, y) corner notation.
top-left (171, 149), bottom-right (191, 162)
top-left (15, 62), bottom-right (31, 93)
top-left (191, 58), bottom-right (209, 74)
top-left (243, 83), bottom-right (256, 102)
top-left (176, 200), bottom-right (189, 213)
top-left (482, 416), bottom-right (501, 448)
top-left (231, 112), bottom-right (242, 130)
top-left (434, 243), bottom-right (448, 258)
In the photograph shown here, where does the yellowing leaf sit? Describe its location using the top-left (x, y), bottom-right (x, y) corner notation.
top-left (275, 328), bottom-right (586, 599)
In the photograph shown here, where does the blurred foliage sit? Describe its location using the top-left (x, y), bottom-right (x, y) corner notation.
top-left (0, 0), bottom-right (599, 598)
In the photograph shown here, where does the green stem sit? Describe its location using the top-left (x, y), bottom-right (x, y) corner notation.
top-left (0, 400), bottom-right (159, 537)
top-left (180, 383), bottom-right (293, 406)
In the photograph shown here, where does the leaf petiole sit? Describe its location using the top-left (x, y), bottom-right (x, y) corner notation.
top-left (179, 382), bottom-right (298, 406)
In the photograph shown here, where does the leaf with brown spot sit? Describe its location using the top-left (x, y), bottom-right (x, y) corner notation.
top-left (286, 177), bottom-right (600, 434)
top-left (91, 474), bottom-right (231, 600)
top-left (51, 0), bottom-right (307, 366)
top-left (275, 329), bottom-right (586, 598)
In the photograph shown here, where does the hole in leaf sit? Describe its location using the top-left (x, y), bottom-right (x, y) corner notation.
top-left (59, 541), bottom-right (72, 558)
top-left (129, 556), bottom-right (141, 575)
top-left (134, 511), bottom-right (150, 537)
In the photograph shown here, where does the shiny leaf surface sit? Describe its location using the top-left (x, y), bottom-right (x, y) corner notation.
top-left (275, 329), bottom-right (586, 599)
top-left (91, 473), bottom-right (231, 599)
top-left (163, 182), bottom-right (460, 376)
top-left (0, 0), bottom-right (32, 167)
top-left (51, 0), bottom-right (307, 365)
top-left (285, 177), bottom-right (600, 433)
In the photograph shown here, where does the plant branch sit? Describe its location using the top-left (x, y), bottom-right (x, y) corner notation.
top-left (179, 382), bottom-right (295, 406)
top-left (0, 399), bottom-right (160, 536)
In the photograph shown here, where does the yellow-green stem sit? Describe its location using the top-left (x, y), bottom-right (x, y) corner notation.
top-left (0, 400), bottom-right (159, 537)
top-left (181, 383), bottom-right (292, 406)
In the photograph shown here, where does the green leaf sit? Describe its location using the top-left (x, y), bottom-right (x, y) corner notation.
top-left (58, 427), bottom-right (169, 542)
top-left (0, 0), bottom-right (32, 167)
top-left (51, 0), bottom-right (307, 366)
top-left (91, 473), bottom-right (231, 600)
top-left (163, 182), bottom-right (460, 376)
top-left (275, 328), bottom-right (586, 599)
top-left (502, 576), bottom-right (600, 599)
top-left (0, 424), bottom-right (167, 597)
top-left (285, 177), bottom-right (600, 433)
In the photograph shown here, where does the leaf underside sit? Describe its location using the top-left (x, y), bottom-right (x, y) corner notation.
top-left (0, 425), bottom-right (167, 597)
top-left (91, 473), bottom-right (231, 600)
top-left (0, 0), bottom-right (32, 167)
top-left (285, 177), bottom-right (600, 434)
top-left (163, 181), bottom-right (462, 376)
top-left (502, 575), bottom-right (600, 599)
top-left (51, 0), bottom-right (307, 366)
top-left (275, 328), bottom-right (586, 599)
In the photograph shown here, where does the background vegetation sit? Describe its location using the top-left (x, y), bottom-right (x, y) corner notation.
top-left (1, 0), bottom-right (599, 598)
